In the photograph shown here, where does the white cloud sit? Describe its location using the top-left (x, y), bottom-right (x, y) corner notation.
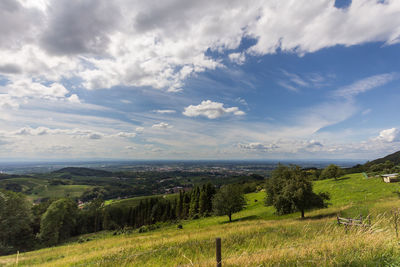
top-left (228, 52), bottom-right (246, 65)
top-left (135, 127), bottom-right (144, 133)
top-left (153, 109), bottom-right (176, 114)
top-left (6, 79), bottom-right (69, 99)
top-left (183, 100), bottom-right (245, 119)
top-left (282, 70), bottom-right (309, 87)
top-left (247, 0), bottom-right (400, 56)
top-left (88, 133), bottom-right (103, 140)
top-left (0, 95), bottom-right (19, 109)
top-left (6, 127), bottom-right (139, 140)
top-left (362, 108), bottom-right (372, 115)
top-left (334, 73), bottom-right (398, 98)
top-left (115, 132), bottom-right (136, 138)
top-left (152, 122), bottom-right (172, 129)
top-left (238, 142), bottom-right (279, 151)
top-left (374, 128), bottom-right (400, 143)
top-left (277, 81), bottom-right (299, 92)
top-left (0, 0), bottom-right (399, 96)
top-left (68, 94), bottom-right (81, 103)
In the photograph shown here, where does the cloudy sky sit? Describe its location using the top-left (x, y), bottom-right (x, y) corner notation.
top-left (1, 0), bottom-right (400, 161)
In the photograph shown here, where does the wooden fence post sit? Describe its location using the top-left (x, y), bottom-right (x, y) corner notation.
top-left (394, 210), bottom-right (398, 239)
top-left (216, 237), bottom-right (221, 267)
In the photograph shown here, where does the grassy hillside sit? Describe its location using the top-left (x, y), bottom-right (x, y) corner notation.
top-left (52, 167), bottom-right (113, 177)
top-left (365, 150), bottom-right (400, 167)
top-left (105, 193), bottom-right (178, 208)
top-left (2, 173), bottom-right (400, 266)
top-left (0, 177), bottom-right (93, 201)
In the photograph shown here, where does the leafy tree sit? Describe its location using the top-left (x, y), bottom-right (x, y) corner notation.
top-left (189, 187), bottom-right (200, 217)
top-left (32, 199), bottom-right (55, 235)
top-left (265, 165), bottom-right (329, 218)
top-left (212, 184), bottom-right (246, 222)
top-left (320, 164), bottom-right (343, 180)
top-left (0, 190), bottom-right (34, 254)
top-left (39, 198), bottom-right (79, 246)
top-left (199, 186), bottom-right (208, 215)
top-left (383, 160), bottom-right (395, 172)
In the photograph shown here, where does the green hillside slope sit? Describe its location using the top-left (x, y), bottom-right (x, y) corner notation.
top-left (365, 150), bottom-right (400, 167)
top-left (1, 173), bottom-right (400, 266)
top-left (52, 167), bottom-right (113, 177)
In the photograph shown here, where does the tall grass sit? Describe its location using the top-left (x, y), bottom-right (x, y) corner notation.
top-left (1, 173), bottom-right (400, 266)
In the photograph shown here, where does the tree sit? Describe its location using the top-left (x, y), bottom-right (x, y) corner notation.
top-left (212, 184), bottom-right (246, 222)
top-left (265, 165), bottom-right (329, 218)
top-left (320, 164), bottom-right (343, 180)
top-left (39, 198), bottom-right (79, 246)
top-left (0, 190), bottom-right (34, 254)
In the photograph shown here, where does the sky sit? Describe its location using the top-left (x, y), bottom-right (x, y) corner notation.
top-left (1, 0), bottom-right (400, 161)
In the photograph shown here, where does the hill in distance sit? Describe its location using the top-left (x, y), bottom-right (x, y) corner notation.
top-left (365, 150), bottom-right (400, 167)
top-left (52, 167), bottom-right (113, 177)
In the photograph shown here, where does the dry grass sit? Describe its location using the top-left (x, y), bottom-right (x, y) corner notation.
top-left (1, 205), bottom-right (400, 266)
top-left (2, 173), bottom-right (400, 266)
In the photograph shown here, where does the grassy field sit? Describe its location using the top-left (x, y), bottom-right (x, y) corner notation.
top-left (105, 193), bottom-right (178, 208)
top-left (2, 173), bottom-right (400, 266)
top-left (0, 177), bottom-right (93, 201)
top-left (30, 184), bottom-right (93, 200)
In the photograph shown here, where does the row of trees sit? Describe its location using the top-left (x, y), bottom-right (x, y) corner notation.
top-left (2, 163), bottom-right (345, 255)
top-left (0, 183), bottom-right (247, 254)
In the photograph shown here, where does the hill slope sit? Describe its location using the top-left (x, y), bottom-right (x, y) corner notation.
top-left (53, 167), bottom-right (113, 177)
top-left (1, 173), bottom-right (400, 266)
top-left (365, 150), bottom-right (400, 167)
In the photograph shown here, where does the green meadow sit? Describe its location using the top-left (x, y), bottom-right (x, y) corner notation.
top-left (1, 173), bottom-right (400, 266)
top-left (0, 178), bottom-right (93, 201)
top-left (105, 193), bottom-right (178, 207)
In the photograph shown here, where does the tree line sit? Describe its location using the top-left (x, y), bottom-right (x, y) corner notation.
top-left (0, 182), bottom-right (248, 255)
top-left (1, 163), bottom-right (346, 256)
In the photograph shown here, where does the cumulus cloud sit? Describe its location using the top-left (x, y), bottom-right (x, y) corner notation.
top-left (115, 132), bottom-right (136, 138)
top-left (6, 127), bottom-right (139, 140)
top-left (68, 94), bottom-right (81, 103)
top-left (0, 0), bottom-right (43, 49)
top-left (0, 94), bottom-right (19, 109)
top-left (40, 0), bottom-right (120, 55)
top-left (374, 128), bottom-right (400, 143)
top-left (135, 127), bottom-right (144, 133)
top-left (238, 139), bottom-right (324, 153)
top-left (306, 140), bottom-right (323, 148)
top-left (152, 122), bottom-right (172, 129)
top-left (0, 63), bottom-right (22, 74)
top-left (247, 0), bottom-right (400, 55)
top-left (88, 133), bottom-right (103, 140)
top-left (238, 142), bottom-right (279, 151)
top-left (6, 79), bottom-right (69, 99)
top-left (228, 52), bottom-right (246, 65)
top-left (183, 100), bottom-right (245, 119)
top-left (14, 127), bottom-right (49, 136)
top-left (0, 0), bottom-right (399, 95)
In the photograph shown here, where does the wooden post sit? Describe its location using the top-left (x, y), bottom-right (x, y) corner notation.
top-left (216, 237), bottom-right (221, 267)
top-left (394, 211), bottom-right (398, 239)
